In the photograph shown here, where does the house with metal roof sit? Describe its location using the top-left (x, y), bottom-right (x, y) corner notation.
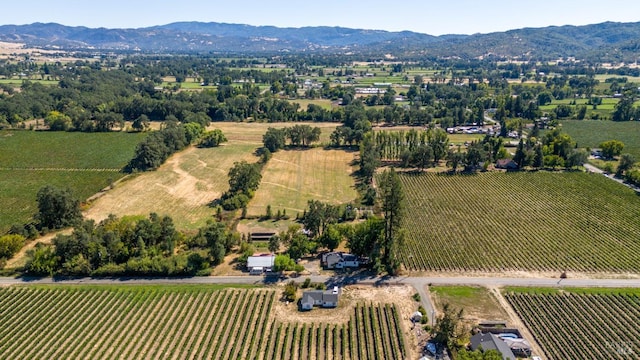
top-left (247, 254), bottom-right (275, 274)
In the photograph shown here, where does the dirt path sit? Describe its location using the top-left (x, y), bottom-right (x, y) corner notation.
top-left (488, 286), bottom-right (547, 360)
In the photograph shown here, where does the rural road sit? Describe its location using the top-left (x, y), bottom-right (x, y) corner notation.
top-left (3, 273), bottom-right (640, 288)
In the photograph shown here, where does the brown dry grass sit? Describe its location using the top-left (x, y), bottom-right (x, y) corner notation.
top-left (83, 122), bottom-right (340, 231)
top-left (247, 148), bottom-right (358, 217)
top-left (84, 143), bottom-right (258, 231)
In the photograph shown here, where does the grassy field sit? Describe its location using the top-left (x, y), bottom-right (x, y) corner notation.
top-left (429, 286), bottom-right (508, 325)
top-left (246, 148), bottom-right (358, 217)
top-left (398, 171), bottom-right (640, 273)
top-left (0, 131), bottom-right (144, 232)
top-left (559, 120), bottom-right (640, 158)
top-left (84, 122), bottom-right (340, 230)
top-left (505, 287), bottom-right (640, 360)
top-left (288, 98), bottom-right (335, 111)
top-left (0, 285), bottom-right (408, 360)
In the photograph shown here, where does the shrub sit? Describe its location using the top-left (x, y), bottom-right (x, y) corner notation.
top-left (302, 277), bottom-right (312, 288)
top-left (283, 280), bottom-right (298, 302)
top-left (412, 293), bottom-right (421, 302)
top-left (0, 234), bottom-right (25, 259)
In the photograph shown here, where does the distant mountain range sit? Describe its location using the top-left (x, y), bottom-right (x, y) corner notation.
top-left (1, 21), bottom-right (640, 60)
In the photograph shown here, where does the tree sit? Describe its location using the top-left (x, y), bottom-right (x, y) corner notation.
top-left (616, 153), bottom-right (636, 176)
top-left (44, 110), bottom-right (71, 131)
top-left (301, 200), bottom-right (340, 238)
top-left (427, 128), bottom-right (449, 164)
top-left (612, 97), bottom-right (635, 121)
top-left (262, 127), bottom-right (287, 152)
top-left (446, 149), bottom-right (465, 172)
top-left (431, 303), bottom-right (465, 350)
top-left (599, 140), bottom-right (625, 160)
top-left (25, 243), bottom-right (59, 276)
top-left (36, 185), bottom-right (82, 230)
top-left (228, 161), bottom-right (262, 194)
top-left (268, 235), bottom-right (280, 253)
top-left (199, 129), bottom-right (227, 147)
top-left (132, 114), bottom-right (150, 132)
top-left (411, 145), bottom-right (434, 170)
top-left (94, 111), bottom-right (124, 132)
top-left (183, 122), bottom-right (204, 144)
top-left (319, 225), bottom-right (342, 251)
top-left (566, 149), bottom-right (588, 168)
top-left (379, 169), bottom-right (404, 274)
top-left (347, 217), bottom-right (384, 262)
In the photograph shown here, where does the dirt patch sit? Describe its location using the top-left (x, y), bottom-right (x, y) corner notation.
top-left (5, 229), bottom-right (72, 269)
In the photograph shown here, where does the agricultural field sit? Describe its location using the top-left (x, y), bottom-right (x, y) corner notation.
top-left (0, 130), bottom-right (144, 232)
top-left (505, 287), bottom-right (640, 360)
top-left (559, 120), bottom-right (640, 159)
top-left (84, 122), bottom-right (340, 230)
top-left (398, 171), bottom-right (640, 273)
top-left (246, 148), bottom-right (358, 218)
top-left (0, 285), bottom-right (409, 360)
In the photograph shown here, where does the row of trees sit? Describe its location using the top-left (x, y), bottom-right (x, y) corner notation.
top-left (262, 124), bottom-right (322, 152)
top-left (25, 213), bottom-right (236, 276)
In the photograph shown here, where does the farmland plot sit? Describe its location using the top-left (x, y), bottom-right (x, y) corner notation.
top-left (0, 286), bottom-right (408, 360)
top-left (0, 130), bottom-right (144, 232)
top-left (247, 148), bottom-right (358, 217)
top-left (398, 171), bottom-right (640, 273)
top-left (505, 288), bottom-right (640, 360)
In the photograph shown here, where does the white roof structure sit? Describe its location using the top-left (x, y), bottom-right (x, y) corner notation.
top-left (247, 255), bottom-right (275, 269)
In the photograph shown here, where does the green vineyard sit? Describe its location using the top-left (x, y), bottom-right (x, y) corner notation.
top-left (505, 289), bottom-right (640, 360)
top-left (398, 171), bottom-right (640, 272)
top-left (0, 285), bottom-right (407, 360)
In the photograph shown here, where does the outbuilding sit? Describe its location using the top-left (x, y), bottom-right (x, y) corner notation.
top-left (247, 254), bottom-right (275, 274)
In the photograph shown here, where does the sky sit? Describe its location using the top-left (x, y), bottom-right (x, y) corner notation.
top-left (1, 0), bottom-right (640, 36)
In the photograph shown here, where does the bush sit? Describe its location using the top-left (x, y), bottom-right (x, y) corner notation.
top-left (302, 277), bottom-right (312, 288)
top-left (283, 280), bottom-right (298, 302)
top-left (0, 234), bottom-right (25, 259)
top-left (412, 293), bottom-right (421, 302)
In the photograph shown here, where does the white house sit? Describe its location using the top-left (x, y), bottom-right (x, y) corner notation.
top-left (301, 288), bottom-right (340, 310)
top-left (323, 252), bottom-right (360, 269)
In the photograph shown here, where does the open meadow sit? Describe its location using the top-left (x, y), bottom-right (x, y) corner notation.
top-left (559, 120), bottom-right (640, 158)
top-left (84, 122), bottom-right (340, 231)
top-left (0, 130), bottom-right (144, 232)
top-left (505, 287), bottom-right (640, 360)
top-left (0, 285), bottom-right (410, 360)
top-left (430, 286), bottom-right (508, 325)
top-left (246, 148), bottom-right (358, 217)
top-left (398, 171), bottom-right (640, 274)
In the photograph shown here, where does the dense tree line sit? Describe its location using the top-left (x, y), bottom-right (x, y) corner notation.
top-left (24, 213), bottom-right (235, 276)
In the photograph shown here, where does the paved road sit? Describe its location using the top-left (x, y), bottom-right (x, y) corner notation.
top-left (3, 274), bottom-right (639, 288)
